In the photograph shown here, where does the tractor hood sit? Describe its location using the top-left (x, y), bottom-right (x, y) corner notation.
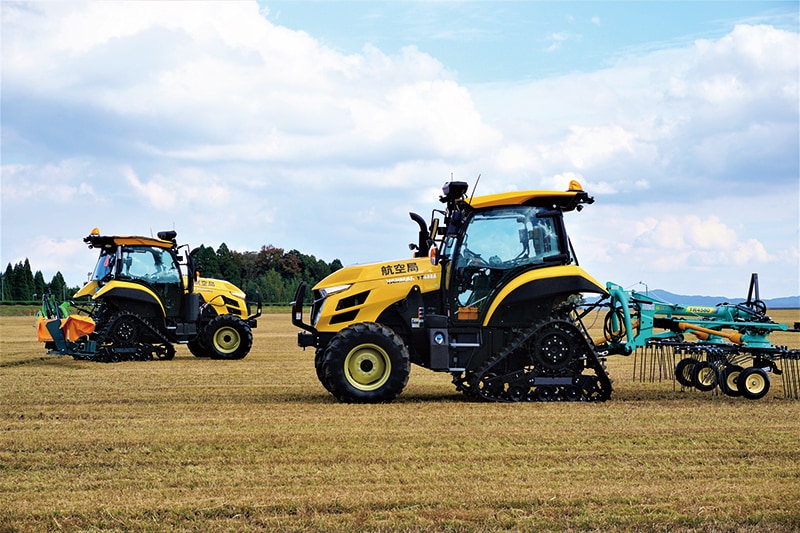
top-left (310, 256), bottom-right (442, 331)
top-left (194, 276), bottom-right (246, 299)
top-left (313, 256), bottom-right (441, 293)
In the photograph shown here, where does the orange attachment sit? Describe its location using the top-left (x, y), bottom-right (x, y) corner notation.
top-left (36, 315), bottom-right (96, 343)
top-left (677, 322), bottom-right (743, 345)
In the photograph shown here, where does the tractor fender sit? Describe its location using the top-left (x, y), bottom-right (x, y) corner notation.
top-left (483, 265), bottom-right (606, 327)
top-left (73, 280), bottom-right (99, 299)
top-left (93, 281), bottom-right (166, 317)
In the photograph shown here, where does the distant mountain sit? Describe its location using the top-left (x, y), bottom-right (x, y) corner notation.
top-left (647, 290), bottom-right (799, 309)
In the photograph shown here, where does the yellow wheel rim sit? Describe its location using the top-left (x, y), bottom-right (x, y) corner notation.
top-left (213, 326), bottom-right (241, 354)
top-left (743, 372), bottom-right (766, 394)
top-left (696, 366), bottom-right (716, 387)
top-left (725, 370), bottom-right (740, 391)
top-left (344, 343), bottom-right (391, 391)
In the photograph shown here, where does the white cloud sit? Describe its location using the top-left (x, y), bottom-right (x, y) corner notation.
top-left (1, 3), bottom-right (797, 299)
top-left (124, 167), bottom-right (176, 210)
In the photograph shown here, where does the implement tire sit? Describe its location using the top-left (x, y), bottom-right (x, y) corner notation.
top-left (322, 322), bottom-right (410, 403)
top-left (737, 367), bottom-right (770, 400)
top-left (675, 357), bottom-right (699, 388)
top-left (203, 314), bottom-right (253, 360)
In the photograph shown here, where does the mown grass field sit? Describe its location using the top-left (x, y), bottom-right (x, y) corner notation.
top-left (2, 310), bottom-right (799, 532)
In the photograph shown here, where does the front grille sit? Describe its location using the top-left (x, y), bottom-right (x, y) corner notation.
top-left (336, 290), bottom-right (370, 311)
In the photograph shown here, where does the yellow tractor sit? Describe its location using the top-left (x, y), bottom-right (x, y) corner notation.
top-left (39, 229), bottom-right (260, 362)
top-left (292, 180), bottom-right (611, 402)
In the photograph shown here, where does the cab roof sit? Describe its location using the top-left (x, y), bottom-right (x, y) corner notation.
top-left (468, 183), bottom-right (593, 211)
top-left (84, 229), bottom-right (177, 250)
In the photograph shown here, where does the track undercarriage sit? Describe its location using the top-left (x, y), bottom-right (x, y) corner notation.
top-left (453, 317), bottom-right (613, 402)
top-left (90, 310), bottom-right (176, 362)
top-left (44, 307), bottom-right (177, 363)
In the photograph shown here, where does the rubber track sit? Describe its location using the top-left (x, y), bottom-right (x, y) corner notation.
top-left (467, 317), bottom-right (613, 402)
top-left (78, 310), bottom-right (175, 362)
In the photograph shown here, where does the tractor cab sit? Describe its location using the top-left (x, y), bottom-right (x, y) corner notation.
top-left (444, 204), bottom-right (570, 322)
top-left (421, 180), bottom-right (600, 326)
top-left (80, 229), bottom-right (194, 319)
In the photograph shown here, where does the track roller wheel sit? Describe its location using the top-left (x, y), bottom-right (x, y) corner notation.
top-left (675, 357), bottom-right (699, 388)
top-left (322, 322), bottom-right (410, 403)
top-left (108, 312), bottom-right (140, 346)
top-left (507, 385), bottom-right (529, 402)
top-left (691, 361), bottom-right (718, 392)
top-left (737, 367), bottom-right (770, 400)
top-left (719, 365), bottom-right (743, 397)
top-left (564, 385), bottom-right (582, 401)
top-left (203, 314), bottom-right (253, 360)
top-left (153, 343), bottom-right (175, 360)
top-left (535, 386), bottom-right (556, 402)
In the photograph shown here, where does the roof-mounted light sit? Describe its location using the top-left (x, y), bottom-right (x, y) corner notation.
top-left (91, 227), bottom-right (100, 235)
top-left (568, 180), bottom-right (583, 192)
top-left (440, 181), bottom-right (469, 203)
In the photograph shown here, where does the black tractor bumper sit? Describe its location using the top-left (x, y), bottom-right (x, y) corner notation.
top-left (292, 282), bottom-right (319, 348)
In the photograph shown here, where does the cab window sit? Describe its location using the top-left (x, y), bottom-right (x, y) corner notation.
top-left (91, 249), bottom-right (117, 282)
top-left (120, 247), bottom-right (181, 284)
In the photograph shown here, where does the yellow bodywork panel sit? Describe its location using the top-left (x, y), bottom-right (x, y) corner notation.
top-left (73, 281), bottom-right (99, 299)
top-left (482, 265), bottom-right (607, 326)
top-left (111, 236), bottom-right (173, 248)
top-left (90, 280), bottom-right (167, 316)
top-left (313, 257), bottom-right (442, 333)
top-left (73, 276), bottom-right (246, 317)
top-left (194, 277), bottom-right (247, 316)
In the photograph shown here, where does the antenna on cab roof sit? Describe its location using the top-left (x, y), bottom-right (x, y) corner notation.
top-left (469, 174), bottom-right (481, 204)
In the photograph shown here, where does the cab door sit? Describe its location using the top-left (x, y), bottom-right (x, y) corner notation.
top-left (120, 246), bottom-right (184, 317)
top-left (447, 205), bottom-right (565, 323)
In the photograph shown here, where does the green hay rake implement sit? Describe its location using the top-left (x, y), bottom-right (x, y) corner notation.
top-left (595, 274), bottom-right (800, 399)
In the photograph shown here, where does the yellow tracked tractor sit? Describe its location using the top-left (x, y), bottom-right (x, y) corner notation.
top-left (38, 229), bottom-right (260, 362)
top-left (292, 180), bottom-right (612, 402)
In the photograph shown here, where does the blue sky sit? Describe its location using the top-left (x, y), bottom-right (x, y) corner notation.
top-left (1, 1), bottom-right (798, 299)
top-left (264, 1), bottom-right (797, 81)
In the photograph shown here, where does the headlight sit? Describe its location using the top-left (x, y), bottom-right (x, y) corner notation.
top-left (231, 291), bottom-right (246, 299)
top-left (319, 284), bottom-right (351, 297)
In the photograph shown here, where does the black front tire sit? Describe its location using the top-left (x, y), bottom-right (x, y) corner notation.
top-left (203, 315), bottom-right (253, 360)
top-left (187, 337), bottom-right (212, 358)
top-left (322, 322), bottom-right (410, 403)
top-left (315, 348), bottom-right (333, 392)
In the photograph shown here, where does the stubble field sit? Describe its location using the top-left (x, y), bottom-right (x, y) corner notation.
top-left (1, 310), bottom-right (799, 532)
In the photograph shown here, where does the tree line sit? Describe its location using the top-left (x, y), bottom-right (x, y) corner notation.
top-left (1, 259), bottom-right (73, 303)
top-left (192, 243), bottom-right (343, 304)
top-left (1, 244), bottom-right (342, 305)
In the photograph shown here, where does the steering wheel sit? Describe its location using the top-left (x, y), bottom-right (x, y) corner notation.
top-left (461, 248), bottom-right (489, 267)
